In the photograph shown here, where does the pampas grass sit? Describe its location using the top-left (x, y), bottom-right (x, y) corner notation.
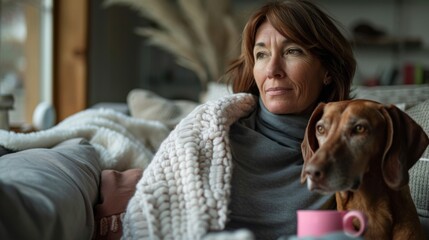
top-left (103, 0), bottom-right (240, 90)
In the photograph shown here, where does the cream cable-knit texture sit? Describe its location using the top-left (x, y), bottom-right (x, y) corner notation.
top-left (122, 93), bottom-right (257, 240)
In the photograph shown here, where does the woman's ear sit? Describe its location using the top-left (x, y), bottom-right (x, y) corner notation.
top-left (323, 71), bottom-right (332, 85)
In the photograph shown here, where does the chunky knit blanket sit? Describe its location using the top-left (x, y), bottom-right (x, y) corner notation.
top-left (122, 93), bottom-right (257, 240)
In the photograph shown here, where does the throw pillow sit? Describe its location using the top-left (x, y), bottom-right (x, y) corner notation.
top-left (127, 89), bottom-right (198, 129)
top-left (199, 82), bottom-right (232, 103)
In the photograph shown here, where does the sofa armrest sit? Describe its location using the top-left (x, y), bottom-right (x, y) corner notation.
top-left (0, 138), bottom-right (101, 240)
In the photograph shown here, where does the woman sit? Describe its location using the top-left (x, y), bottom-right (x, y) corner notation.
top-left (223, 1), bottom-right (355, 239)
top-left (122, 1), bottom-right (356, 239)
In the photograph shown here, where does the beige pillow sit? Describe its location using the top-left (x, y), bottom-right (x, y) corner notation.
top-left (127, 89), bottom-right (198, 129)
top-left (199, 82), bottom-right (232, 103)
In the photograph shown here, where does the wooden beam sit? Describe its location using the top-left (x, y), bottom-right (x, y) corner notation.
top-left (53, 0), bottom-right (88, 121)
top-left (23, 4), bottom-right (40, 124)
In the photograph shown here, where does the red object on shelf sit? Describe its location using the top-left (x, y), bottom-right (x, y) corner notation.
top-left (403, 63), bottom-right (414, 85)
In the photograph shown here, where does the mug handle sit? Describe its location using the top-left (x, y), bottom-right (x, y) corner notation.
top-left (342, 210), bottom-right (367, 237)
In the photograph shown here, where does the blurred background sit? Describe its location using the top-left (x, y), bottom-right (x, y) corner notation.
top-left (0, 0), bottom-right (428, 129)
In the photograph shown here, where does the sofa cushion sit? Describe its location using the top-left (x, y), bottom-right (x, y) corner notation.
top-left (406, 99), bottom-right (429, 218)
top-left (0, 138), bottom-right (101, 240)
top-left (354, 84), bottom-right (429, 110)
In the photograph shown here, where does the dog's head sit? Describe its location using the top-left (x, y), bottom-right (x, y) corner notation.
top-left (300, 99), bottom-right (429, 193)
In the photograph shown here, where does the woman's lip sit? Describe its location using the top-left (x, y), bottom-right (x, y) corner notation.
top-left (266, 87), bottom-right (293, 95)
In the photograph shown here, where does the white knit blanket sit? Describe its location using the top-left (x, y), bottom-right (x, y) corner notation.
top-left (122, 93), bottom-right (257, 240)
top-left (0, 108), bottom-right (171, 170)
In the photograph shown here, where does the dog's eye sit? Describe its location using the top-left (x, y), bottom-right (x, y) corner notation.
top-left (354, 124), bottom-right (366, 134)
top-left (316, 125), bottom-right (325, 134)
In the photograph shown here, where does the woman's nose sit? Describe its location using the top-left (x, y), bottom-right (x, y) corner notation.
top-left (266, 56), bottom-right (285, 79)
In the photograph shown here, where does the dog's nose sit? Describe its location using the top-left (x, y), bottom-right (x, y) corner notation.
top-left (304, 165), bottom-right (325, 183)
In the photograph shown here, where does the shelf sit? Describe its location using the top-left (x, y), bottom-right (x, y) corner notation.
top-left (351, 37), bottom-right (424, 51)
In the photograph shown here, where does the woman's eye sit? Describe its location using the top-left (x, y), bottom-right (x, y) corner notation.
top-left (285, 48), bottom-right (303, 55)
top-left (255, 52), bottom-right (267, 60)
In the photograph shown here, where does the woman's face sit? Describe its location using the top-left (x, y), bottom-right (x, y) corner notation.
top-left (253, 21), bottom-right (328, 115)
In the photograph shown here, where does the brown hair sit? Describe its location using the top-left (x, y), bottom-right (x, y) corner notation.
top-left (224, 0), bottom-right (356, 102)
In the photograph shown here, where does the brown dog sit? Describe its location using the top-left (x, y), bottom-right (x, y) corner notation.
top-left (300, 99), bottom-right (429, 240)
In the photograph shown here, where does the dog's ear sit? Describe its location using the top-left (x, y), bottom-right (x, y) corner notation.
top-left (380, 105), bottom-right (429, 190)
top-left (301, 102), bottom-right (325, 183)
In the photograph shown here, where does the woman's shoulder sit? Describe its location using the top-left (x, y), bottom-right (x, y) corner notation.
top-left (199, 93), bottom-right (257, 115)
top-left (203, 93), bottom-right (257, 108)
top-left (177, 93), bottom-right (258, 128)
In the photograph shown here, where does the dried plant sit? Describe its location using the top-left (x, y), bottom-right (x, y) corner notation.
top-left (103, 0), bottom-right (240, 90)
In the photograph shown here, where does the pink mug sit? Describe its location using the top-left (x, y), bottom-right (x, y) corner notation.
top-left (297, 210), bottom-right (367, 238)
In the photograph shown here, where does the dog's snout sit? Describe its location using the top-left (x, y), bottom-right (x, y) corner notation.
top-left (304, 149), bottom-right (331, 184)
top-left (304, 164), bottom-right (325, 182)
top-left (304, 165), bottom-right (325, 183)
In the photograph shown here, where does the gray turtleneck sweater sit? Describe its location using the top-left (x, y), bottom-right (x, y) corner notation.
top-left (225, 99), bottom-right (334, 240)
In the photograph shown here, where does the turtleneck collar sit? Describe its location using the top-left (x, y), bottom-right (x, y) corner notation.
top-left (255, 98), bottom-right (311, 149)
